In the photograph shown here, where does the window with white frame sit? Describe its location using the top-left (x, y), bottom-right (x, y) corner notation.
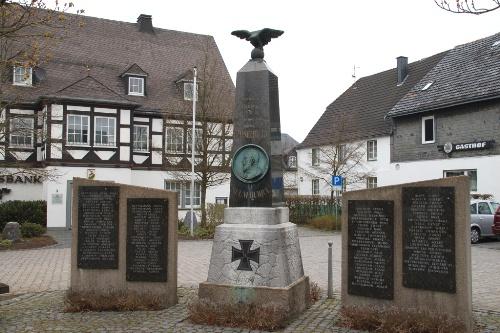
top-left (186, 127), bottom-right (203, 153)
top-left (312, 148), bottom-right (320, 166)
top-left (128, 77), bottom-right (144, 96)
top-left (165, 127), bottom-right (184, 153)
top-left (288, 156), bottom-right (297, 168)
top-left (312, 179), bottom-right (320, 195)
top-left (9, 117), bottom-right (34, 147)
top-left (216, 197), bottom-right (228, 206)
top-left (133, 125), bottom-right (148, 152)
top-left (165, 181), bottom-right (200, 208)
top-left (67, 114), bottom-right (89, 145)
top-left (444, 169), bottom-right (477, 191)
top-left (13, 66), bottom-right (32, 86)
top-left (183, 82), bottom-right (198, 101)
top-left (94, 117), bottom-right (116, 146)
top-left (422, 115), bottom-right (435, 144)
top-left (367, 176), bottom-right (377, 189)
top-left (367, 140), bottom-right (377, 161)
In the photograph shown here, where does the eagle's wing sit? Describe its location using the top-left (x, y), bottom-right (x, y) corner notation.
top-left (258, 28), bottom-right (284, 46)
top-left (231, 30), bottom-right (251, 40)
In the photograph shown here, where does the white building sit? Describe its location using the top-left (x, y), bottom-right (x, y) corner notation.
top-left (1, 13), bottom-right (234, 228)
top-left (297, 32), bottom-right (500, 200)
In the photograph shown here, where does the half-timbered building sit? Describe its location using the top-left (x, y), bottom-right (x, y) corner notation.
top-left (0, 13), bottom-right (234, 228)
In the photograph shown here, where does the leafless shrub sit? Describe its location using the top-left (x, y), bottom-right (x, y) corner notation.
top-left (339, 305), bottom-right (465, 333)
top-left (64, 290), bottom-right (164, 312)
top-left (188, 299), bottom-right (288, 331)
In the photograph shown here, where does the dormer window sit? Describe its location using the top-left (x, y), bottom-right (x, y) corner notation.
top-left (288, 156), bottom-right (297, 168)
top-left (184, 82), bottom-right (198, 101)
top-left (13, 66), bottom-right (32, 86)
top-left (128, 76), bottom-right (144, 96)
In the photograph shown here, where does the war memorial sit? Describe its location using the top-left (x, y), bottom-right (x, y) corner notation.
top-left (198, 28), bottom-right (310, 318)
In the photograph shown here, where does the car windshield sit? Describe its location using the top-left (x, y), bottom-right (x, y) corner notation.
top-left (491, 202), bottom-right (500, 213)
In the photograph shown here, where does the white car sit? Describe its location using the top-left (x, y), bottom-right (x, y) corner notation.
top-left (470, 200), bottom-right (500, 244)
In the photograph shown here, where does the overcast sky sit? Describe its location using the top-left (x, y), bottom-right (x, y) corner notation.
top-left (76, 0), bottom-right (500, 143)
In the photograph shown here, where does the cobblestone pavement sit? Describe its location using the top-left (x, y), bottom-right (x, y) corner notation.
top-left (1, 288), bottom-right (499, 333)
top-left (0, 227), bottom-right (499, 311)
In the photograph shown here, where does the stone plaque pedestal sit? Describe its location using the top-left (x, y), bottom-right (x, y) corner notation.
top-left (199, 207), bottom-right (310, 317)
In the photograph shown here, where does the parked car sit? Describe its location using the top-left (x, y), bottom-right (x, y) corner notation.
top-left (470, 200), bottom-right (500, 244)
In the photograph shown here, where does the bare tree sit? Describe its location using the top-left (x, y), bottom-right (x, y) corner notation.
top-left (169, 39), bottom-right (234, 225)
top-left (0, 1), bottom-right (82, 181)
top-left (300, 112), bottom-right (374, 197)
top-left (434, 0), bottom-right (500, 14)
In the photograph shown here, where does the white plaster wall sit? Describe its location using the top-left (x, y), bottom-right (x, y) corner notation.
top-left (45, 167), bottom-right (132, 228)
top-left (0, 173), bottom-right (43, 202)
top-left (384, 154), bottom-right (500, 200)
top-left (296, 136), bottom-right (391, 195)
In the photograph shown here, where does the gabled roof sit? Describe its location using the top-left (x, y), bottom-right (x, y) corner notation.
top-left (120, 63), bottom-right (148, 77)
top-left (388, 32), bottom-right (500, 117)
top-left (298, 51), bottom-right (447, 149)
top-left (4, 12), bottom-right (234, 116)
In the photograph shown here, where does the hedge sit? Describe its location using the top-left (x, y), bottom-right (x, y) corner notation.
top-left (0, 200), bottom-right (47, 231)
top-left (285, 195), bottom-right (341, 224)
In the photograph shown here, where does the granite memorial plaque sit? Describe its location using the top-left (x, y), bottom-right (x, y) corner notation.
top-left (77, 186), bottom-right (119, 269)
top-left (348, 200), bottom-right (394, 299)
top-left (403, 187), bottom-right (456, 293)
top-left (126, 198), bottom-right (168, 282)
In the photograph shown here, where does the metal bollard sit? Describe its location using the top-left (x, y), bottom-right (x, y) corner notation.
top-left (327, 240), bottom-right (333, 299)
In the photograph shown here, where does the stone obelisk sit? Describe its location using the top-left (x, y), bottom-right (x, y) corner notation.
top-left (198, 29), bottom-right (309, 318)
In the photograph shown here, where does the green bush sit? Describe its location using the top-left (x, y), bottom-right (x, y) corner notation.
top-left (0, 201), bottom-right (46, 231)
top-left (21, 223), bottom-right (46, 238)
top-left (308, 214), bottom-right (341, 231)
top-left (285, 195), bottom-right (341, 224)
top-left (0, 239), bottom-right (13, 248)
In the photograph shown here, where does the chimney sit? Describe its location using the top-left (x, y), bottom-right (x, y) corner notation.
top-left (396, 56), bottom-right (408, 85)
top-left (137, 14), bottom-right (154, 34)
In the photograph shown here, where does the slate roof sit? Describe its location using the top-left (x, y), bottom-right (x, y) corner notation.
top-left (388, 32), bottom-right (500, 117)
top-left (298, 52), bottom-right (447, 149)
top-left (3, 12), bottom-right (234, 116)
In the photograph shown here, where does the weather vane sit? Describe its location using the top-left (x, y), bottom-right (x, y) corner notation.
top-left (231, 28), bottom-right (284, 60)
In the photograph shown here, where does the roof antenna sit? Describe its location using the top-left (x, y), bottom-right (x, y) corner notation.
top-left (352, 65), bottom-right (360, 79)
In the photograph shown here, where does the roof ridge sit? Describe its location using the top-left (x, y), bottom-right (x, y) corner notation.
top-left (61, 10), bottom-right (214, 39)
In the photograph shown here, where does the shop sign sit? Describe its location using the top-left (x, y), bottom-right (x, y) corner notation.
top-left (443, 140), bottom-right (494, 154)
top-left (0, 175), bottom-right (43, 184)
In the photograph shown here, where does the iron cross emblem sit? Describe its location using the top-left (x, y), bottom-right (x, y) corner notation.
top-left (231, 240), bottom-right (260, 271)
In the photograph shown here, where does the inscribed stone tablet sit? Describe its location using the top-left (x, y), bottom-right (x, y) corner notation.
top-left (77, 186), bottom-right (119, 269)
top-left (126, 198), bottom-right (168, 282)
top-left (348, 200), bottom-right (394, 299)
top-left (402, 187), bottom-right (455, 293)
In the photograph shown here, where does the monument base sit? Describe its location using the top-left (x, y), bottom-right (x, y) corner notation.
top-left (198, 275), bottom-right (310, 318)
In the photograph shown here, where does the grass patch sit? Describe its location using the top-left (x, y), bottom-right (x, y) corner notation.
top-left (0, 235), bottom-right (56, 251)
top-left (307, 214), bottom-right (341, 231)
top-left (339, 305), bottom-right (465, 333)
top-left (64, 290), bottom-right (165, 312)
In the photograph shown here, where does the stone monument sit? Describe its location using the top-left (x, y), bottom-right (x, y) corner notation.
top-left (2, 222), bottom-right (21, 241)
top-left (341, 177), bottom-right (472, 333)
top-left (198, 29), bottom-right (310, 318)
top-left (70, 178), bottom-right (177, 307)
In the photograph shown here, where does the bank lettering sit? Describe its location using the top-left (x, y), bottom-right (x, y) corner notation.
top-left (0, 175), bottom-right (43, 184)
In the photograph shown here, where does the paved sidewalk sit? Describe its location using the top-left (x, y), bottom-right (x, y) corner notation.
top-left (1, 289), bottom-right (499, 333)
top-left (0, 227), bottom-right (499, 312)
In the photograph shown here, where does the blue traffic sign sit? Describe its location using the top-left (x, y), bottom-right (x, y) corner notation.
top-left (332, 175), bottom-right (342, 187)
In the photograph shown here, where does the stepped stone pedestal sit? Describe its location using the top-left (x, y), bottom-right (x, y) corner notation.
top-left (199, 207), bottom-right (309, 316)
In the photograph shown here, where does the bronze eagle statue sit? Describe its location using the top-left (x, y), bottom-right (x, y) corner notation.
top-left (231, 28), bottom-right (284, 60)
